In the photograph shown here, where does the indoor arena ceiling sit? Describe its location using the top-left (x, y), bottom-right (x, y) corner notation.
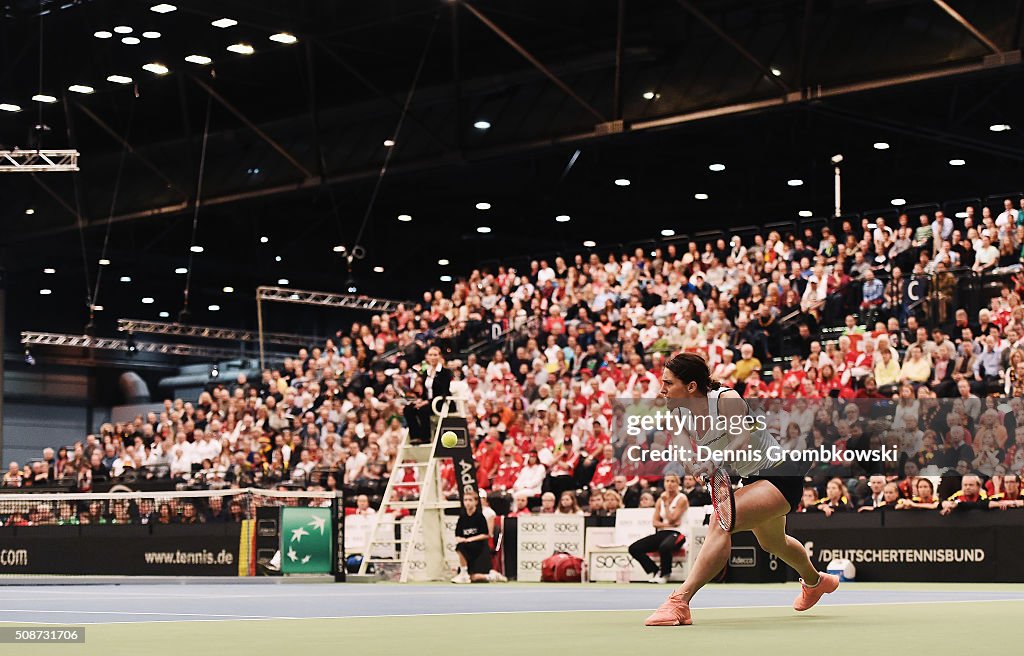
top-left (1, 0), bottom-right (1023, 339)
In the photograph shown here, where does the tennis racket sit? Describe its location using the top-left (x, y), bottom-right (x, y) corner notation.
top-left (705, 467), bottom-right (735, 532)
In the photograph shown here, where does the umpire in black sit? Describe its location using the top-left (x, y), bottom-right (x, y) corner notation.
top-left (403, 345), bottom-right (453, 442)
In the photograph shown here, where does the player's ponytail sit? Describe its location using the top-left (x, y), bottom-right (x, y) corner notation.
top-left (665, 352), bottom-right (719, 394)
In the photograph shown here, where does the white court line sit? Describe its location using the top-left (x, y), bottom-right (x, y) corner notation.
top-left (0, 585), bottom-right (991, 601)
top-left (0, 609), bottom-right (278, 619)
top-left (0, 597), bottom-right (1020, 625)
top-left (0, 588), bottom-right (632, 601)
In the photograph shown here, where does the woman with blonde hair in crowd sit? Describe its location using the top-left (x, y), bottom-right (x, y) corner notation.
top-left (972, 429), bottom-right (1003, 477)
top-left (815, 478), bottom-right (853, 517)
top-left (1005, 349), bottom-right (1024, 395)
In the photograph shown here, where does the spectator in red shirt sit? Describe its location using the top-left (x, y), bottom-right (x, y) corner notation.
top-left (474, 430), bottom-right (503, 490)
top-left (491, 450), bottom-right (522, 492)
top-left (589, 444), bottom-right (618, 489)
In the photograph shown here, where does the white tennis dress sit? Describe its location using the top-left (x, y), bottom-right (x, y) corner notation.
top-left (685, 387), bottom-right (782, 477)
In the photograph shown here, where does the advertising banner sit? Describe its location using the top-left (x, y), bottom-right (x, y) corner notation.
top-left (280, 507), bottom-right (332, 574)
top-left (344, 513), bottom-right (397, 559)
top-left (612, 508), bottom-right (655, 546)
top-left (400, 514), bottom-right (459, 581)
top-left (0, 525), bottom-right (241, 576)
top-left (515, 514), bottom-right (584, 581)
top-left (433, 416), bottom-right (478, 504)
top-left (789, 524), bottom-right (1006, 582)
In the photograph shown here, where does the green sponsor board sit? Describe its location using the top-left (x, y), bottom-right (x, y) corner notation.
top-left (280, 507), bottom-right (332, 573)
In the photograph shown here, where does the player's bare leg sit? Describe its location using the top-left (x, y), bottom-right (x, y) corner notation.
top-left (645, 481), bottom-right (795, 626)
top-left (752, 512), bottom-right (839, 610)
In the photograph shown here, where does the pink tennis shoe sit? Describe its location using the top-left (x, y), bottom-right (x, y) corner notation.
top-left (644, 591), bottom-right (693, 626)
top-left (793, 572), bottom-right (840, 611)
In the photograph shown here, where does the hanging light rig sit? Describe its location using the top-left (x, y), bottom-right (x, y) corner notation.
top-left (334, 244), bottom-right (366, 293)
top-left (1, 9), bottom-right (80, 172)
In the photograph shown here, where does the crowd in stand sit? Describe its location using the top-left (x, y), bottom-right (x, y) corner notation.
top-left (4, 196), bottom-right (1024, 527)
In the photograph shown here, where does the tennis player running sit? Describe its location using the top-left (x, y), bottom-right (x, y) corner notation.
top-left (644, 353), bottom-right (839, 627)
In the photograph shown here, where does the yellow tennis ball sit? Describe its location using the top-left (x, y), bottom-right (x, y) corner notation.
top-left (440, 431), bottom-right (458, 448)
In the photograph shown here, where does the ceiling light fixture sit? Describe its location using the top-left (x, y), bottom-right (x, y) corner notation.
top-left (694, 193), bottom-right (709, 200)
top-left (223, 286), bottom-right (234, 293)
top-left (208, 304), bottom-right (220, 311)
top-left (107, 75), bottom-right (133, 84)
top-left (661, 229), bottom-right (675, 237)
top-left (476, 226), bottom-right (492, 233)
top-left (0, 103), bottom-right (22, 112)
top-left (31, 94), bottom-right (57, 103)
top-left (438, 259), bottom-right (449, 266)
top-left (25, 208), bottom-right (34, 214)
top-left (159, 311), bottom-right (170, 318)
top-left (190, 245), bottom-right (204, 253)
top-left (150, 4), bottom-right (176, 13)
top-left (787, 179), bottom-right (804, 187)
top-left (799, 210), bottom-right (813, 217)
top-left (555, 215), bottom-right (570, 223)
top-left (475, 202), bottom-right (491, 210)
top-left (175, 267), bottom-right (187, 274)
top-left (709, 163), bottom-right (725, 172)
top-left (226, 43), bottom-right (254, 55)
top-left (43, 268), bottom-right (56, 274)
top-left (99, 258), bottom-right (111, 265)
top-left (873, 142), bottom-right (890, 150)
top-left (949, 158), bottom-right (966, 166)
top-left (142, 297), bottom-right (154, 304)
top-left (120, 276), bottom-right (132, 282)
top-left (890, 198), bottom-right (906, 206)
top-left (614, 178), bottom-right (631, 186)
top-left (383, 139), bottom-right (395, 147)
top-left (583, 240), bottom-right (597, 248)
top-left (68, 84), bottom-right (95, 94)
top-left (440, 275), bottom-right (453, 282)
top-left (770, 67), bottom-right (782, 76)
top-left (989, 124), bottom-right (1011, 132)
top-left (397, 214), bottom-right (412, 222)
top-left (39, 289), bottom-right (52, 295)
top-left (642, 91), bottom-right (655, 100)
top-left (185, 54), bottom-right (212, 65)
top-left (121, 37), bottom-right (140, 45)
top-left (473, 120), bottom-right (491, 129)
top-left (142, 31), bottom-right (161, 39)
top-left (373, 266), bottom-right (384, 273)
top-left (142, 63), bottom-right (169, 75)
top-left (278, 278), bottom-right (289, 285)
top-left (94, 30), bottom-right (112, 39)
top-left (212, 18), bottom-right (237, 28)
top-left (269, 32), bottom-right (298, 44)
top-left (113, 25), bottom-right (133, 34)
top-left (260, 236), bottom-right (269, 243)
